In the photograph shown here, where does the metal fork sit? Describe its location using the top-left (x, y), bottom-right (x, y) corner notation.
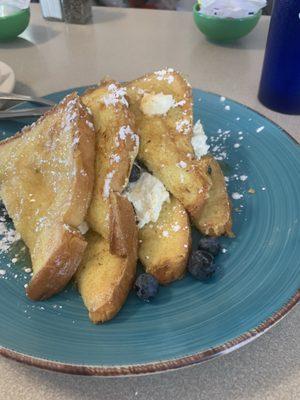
top-left (0, 92), bottom-right (55, 106)
top-left (0, 106), bottom-right (52, 119)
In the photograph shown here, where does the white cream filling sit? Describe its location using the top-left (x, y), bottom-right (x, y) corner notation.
top-left (140, 93), bottom-right (175, 116)
top-left (125, 172), bottom-right (170, 228)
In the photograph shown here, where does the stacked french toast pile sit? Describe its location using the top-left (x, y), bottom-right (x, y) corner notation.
top-left (0, 69), bottom-right (232, 323)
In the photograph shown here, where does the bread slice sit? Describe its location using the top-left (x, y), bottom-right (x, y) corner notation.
top-left (139, 196), bottom-right (191, 284)
top-left (0, 93), bottom-right (95, 300)
top-left (81, 81), bottom-right (139, 256)
top-left (77, 81), bottom-right (139, 323)
top-left (193, 155), bottom-right (233, 236)
top-left (76, 212), bottom-right (138, 323)
top-left (125, 69), bottom-right (211, 217)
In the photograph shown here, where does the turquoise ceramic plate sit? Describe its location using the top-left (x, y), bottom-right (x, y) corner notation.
top-left (0, 88), bottom-right (299, 376)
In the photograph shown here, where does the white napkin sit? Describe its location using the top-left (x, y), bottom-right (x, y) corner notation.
top-left (200, 0), bottom-right (266, 18)
top-left (0, 62), bottom-right (11, 86)
top-left (0, 70), bottom-right (9, 86)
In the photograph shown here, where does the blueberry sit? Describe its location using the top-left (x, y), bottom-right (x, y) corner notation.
top-left (198, 237), bottom-right (220, 256)
top-left (134, 273), bottom-right (159, 302)
top-left (188, 250), bottom-right (218, 281)
top-left (129, 163), bottom-right (141, 183)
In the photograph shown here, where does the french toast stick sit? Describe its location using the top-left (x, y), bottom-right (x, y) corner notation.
top-left (76, 199), bottom-right (138, 323)
top-left (0, 93), bottom-right (95, 300)
top-left (125, 69), bottom-right (211, 217)
top-left (139, 196), bottom-right (191, 284)
top-left (194, 155), bottom-right (233, 236)
top-left (82, 81), bottom-right (139, 256)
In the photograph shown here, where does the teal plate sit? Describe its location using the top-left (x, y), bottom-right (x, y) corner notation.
top-left (0, 88), bottom-right (299, 376)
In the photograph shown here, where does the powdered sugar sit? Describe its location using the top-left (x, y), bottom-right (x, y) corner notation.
top-left (119, 125), bottom-right (133, 140)
top-left (172, 223), bottom-right (181, 232)
top-left (175, 100), bottom-right (186, 107)
top-left (232, 192), bottom-right (243, 200)
top-left (103, 84), bottom-right (128, 108)
top-left (177, 161), bottom-right (187, 168)
top-left (176, 119), bottom-right (191, 135)
top-left (72, 136), bottom-right (80, 146)
top-left (110, 154), bottom-right (121, 164)
top-left (215, 151), bottom-right (227, 161)
top-left (115, 125), bottom-right (139, 154)
top-left (61, 96), bottom-right (79, 134)
top-left (86, 120), bottom-right (94, 129)
top-left (35, 216), bottom-right (47, 232)
top-left (154, 68), bottom-right (175, 84)
top-left (103, 171), bottom-right (115, 199)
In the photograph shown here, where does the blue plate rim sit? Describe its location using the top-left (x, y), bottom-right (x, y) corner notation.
top-left (0, 291), bottom-right (299, 376)
top-left (0, 87), bottom-right (299, 376)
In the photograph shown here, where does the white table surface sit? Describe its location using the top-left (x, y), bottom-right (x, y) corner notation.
top-left (0, 5), bottom-right (299, 400)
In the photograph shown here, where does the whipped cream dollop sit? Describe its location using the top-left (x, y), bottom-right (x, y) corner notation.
top-left (191, 120), bottom-right (210, 159)
top-left (140, 93), bottom-right (175, 116)
top-left (125, 172), bottom-right (170, 228)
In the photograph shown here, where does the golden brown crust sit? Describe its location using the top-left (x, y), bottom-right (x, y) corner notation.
top-left (125, 69), bottom-right (211, 216)
top-left (109, 192), bottom-right (138, 257)
top-left (62, 95), bottom-right (95, 227)
top-left (76, 231), bottom-right (138, 324)
top-left (81, 81), bottom-right (138, 256)
top-left (27, 225), bottom-right (87, 301)
top-left (77, 82), bottom-right (139, 323)
top-left (0, 92), bottom-right (95, 300)
top-left (193, 155), bottom-right (233, 237)
top-left (139, 196), bottom-right (191, 284)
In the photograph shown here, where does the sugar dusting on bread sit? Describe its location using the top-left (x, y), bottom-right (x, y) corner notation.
top-left (103, 84), bottom-right (129, 108)
top-left (154, 68), bottom-right (175, 84)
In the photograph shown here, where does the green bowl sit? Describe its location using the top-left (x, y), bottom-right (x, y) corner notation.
top-left (0, 6), bottom-right (30, 41)
top-left (193, 3), bottom-right (261, 42)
